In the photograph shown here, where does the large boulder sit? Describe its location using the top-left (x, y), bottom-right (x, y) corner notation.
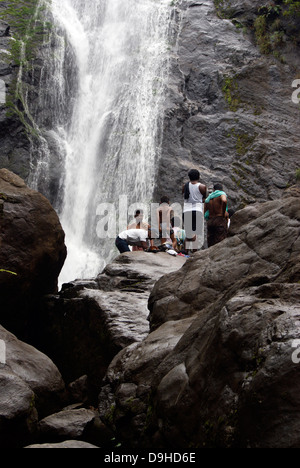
top-left (37, 408), bottom-right (97, 444)
top-left (0, 325), bottom-right (66, 448)
top-left (98, 188), bottom-right (300, 448)
top-left (148, 186), bottom-right (300, 331)
top-left (0, 169), bottom-right (66, 339)
top-left (25, 440), bottom-right (99, 448)
top-left (34, 251), bottom-right (187, 402)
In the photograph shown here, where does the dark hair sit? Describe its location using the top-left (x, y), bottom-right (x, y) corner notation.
top-left (214, 183), bottom-right (223, 191)
top-left (188, 169), bottom-right (200, 181)
top-left (160, 195), bottom-right (170, 204)
top-left (134, 209), bottom-right (143, 217)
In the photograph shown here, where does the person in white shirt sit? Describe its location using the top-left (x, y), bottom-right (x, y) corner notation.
top-left (115, 228), bottom-right (150, 253)
top-left (127, 209), bottom-right (151, 251)
top-left (182, 169), bottom-right (207, 251)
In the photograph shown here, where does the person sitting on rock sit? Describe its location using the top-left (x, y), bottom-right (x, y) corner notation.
top-left (204, 183), bottom-right (229, 248)
top-left (115, 228), bottom-right (151, 253)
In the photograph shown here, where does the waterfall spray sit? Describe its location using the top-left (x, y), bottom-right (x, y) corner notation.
top-left (30, 0), bottom-right (172, 285)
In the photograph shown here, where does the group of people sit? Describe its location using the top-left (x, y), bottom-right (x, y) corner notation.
top-left (115, 169), bottom-right (231, 254)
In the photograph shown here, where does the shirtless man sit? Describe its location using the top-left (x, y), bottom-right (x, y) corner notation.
top-left (204, 183), bottom-right (228, 248)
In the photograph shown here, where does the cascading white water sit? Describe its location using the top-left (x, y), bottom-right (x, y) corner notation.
top-left (31, 0), bottom-right (173, 285)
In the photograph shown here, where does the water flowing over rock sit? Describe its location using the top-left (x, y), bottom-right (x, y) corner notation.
top-left (0, 0), bottom-right (300, 450)
top-left (1, 0), bottom-right (300, 284)
top-left (26, 0), bottom-right (174, 284)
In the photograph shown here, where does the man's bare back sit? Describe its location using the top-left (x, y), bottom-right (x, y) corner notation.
top-left (206, 194), bottom-right (227, 218)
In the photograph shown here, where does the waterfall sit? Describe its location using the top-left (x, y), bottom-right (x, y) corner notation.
top-left (30, 0), bottom-right (173, 285)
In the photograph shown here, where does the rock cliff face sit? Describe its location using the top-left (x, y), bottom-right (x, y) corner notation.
top-left (0, 0), bottom-right (300, 450)
top-left (0, 0), bottom-right (73, 206)
top-left (154, 0), bottom-right (300, 209)
top-left (1, 0), bottom-right (300, 211)
top-left (0, 1), bottom-right (37, 181)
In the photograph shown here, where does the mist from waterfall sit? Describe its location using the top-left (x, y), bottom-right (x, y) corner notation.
top-left (30, 0), bottom-right (172, 285)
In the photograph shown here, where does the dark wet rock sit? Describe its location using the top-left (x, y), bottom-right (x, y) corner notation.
top-left (0, 169), bottom-right (67, 340)
top-left (38, 408), bottom-right (97, 443)
top-left (155, 0), bottom-right (300, 210)
top-left (34, 252), bottom-right (187, 402)
top-left (0, 325), bottom-right (66, 448)
top-left (98, 188), bottom-right (300, 448)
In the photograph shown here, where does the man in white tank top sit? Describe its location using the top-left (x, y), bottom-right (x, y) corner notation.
top-left (182, 169), bottom-right (207, 251)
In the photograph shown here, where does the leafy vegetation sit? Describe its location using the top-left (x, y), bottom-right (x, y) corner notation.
top-left (253, 7), bottom-right (285, 56)
top-left (283, 0), bottom-right (300, 16)
top-left (0, 1), bottom-right (51, 134)
top-left (0, 269), bottom-right (17, 275)
top-left (0, 0), bottom-right (50, 65)
top-left (222, 76), bottom-right (241, 112)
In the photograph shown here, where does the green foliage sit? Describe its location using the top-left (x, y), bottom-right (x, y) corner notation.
top-left (0, 269), bottom-right (17, 275)
top-left (283, 0), bottom-right (300, 16)
top-left (253, 1), bottom-right (300, 56)
top-left (214, 0), bottom-right (300, 59)
top-left (222, 76), bottom-right (241, 112)
top-left (253, 3), bottom-right (285, 57)
top-left (0, 0), bottom-right (50, 65)
top-left (213, 0), bottom-right (235, 19)
top-left (227, 128), bottom-right (256, 157)
top-left (296, 168), bottom-right (300, 181)
top-left (258, 3), bottom-right (282, 18)
top-left (254, 15), bottom-right (271, 54)
top-left (0, 1), bottom-right (52, 135)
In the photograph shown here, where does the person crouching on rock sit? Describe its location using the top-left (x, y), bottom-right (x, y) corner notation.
top-left (127, 209), bottom-right (151, 251)
top-left (115, 228), bottom-right (152, 253)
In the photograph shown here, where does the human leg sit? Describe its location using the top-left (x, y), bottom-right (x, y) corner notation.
top-left (115, 236), bottom-right (130, 253)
